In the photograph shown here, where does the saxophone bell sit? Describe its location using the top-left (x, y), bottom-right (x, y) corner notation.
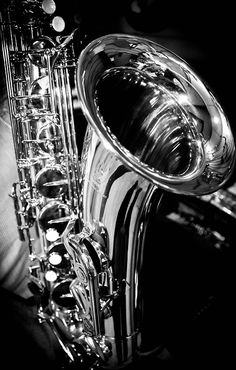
top-left (77, 34), bottom-right (235, 196)
top-left (74, 33), bottom-right (235, 367)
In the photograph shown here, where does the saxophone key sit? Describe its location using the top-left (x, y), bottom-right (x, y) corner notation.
top-left (35, 166), bottom-right (68, 198)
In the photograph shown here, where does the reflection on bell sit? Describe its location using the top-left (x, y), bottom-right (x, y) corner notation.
top-left (95, 67), bottom-right (203, 175)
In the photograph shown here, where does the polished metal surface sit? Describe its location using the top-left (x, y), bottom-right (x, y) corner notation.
top-left (77, 34), bottom-right (235, 195)
top-left (75, 33), bottom-right (236, 367)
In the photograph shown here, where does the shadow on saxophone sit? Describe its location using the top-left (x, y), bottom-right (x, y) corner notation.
top-left (0, 1), bottom-right (235, 369)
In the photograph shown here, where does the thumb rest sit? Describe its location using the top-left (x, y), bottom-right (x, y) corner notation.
top-left (0, 1), bottom-right (235, 369)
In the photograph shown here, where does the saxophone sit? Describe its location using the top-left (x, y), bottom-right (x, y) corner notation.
top-left (0, 0), bottom-right (235, 369)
